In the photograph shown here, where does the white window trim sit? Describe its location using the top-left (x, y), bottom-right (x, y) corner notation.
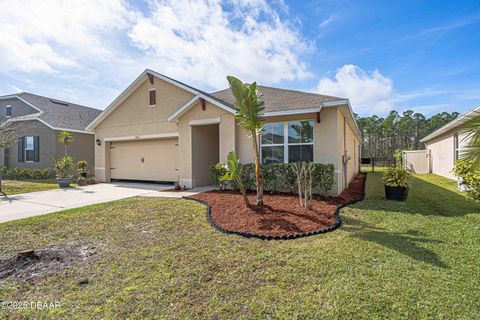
top-left (149, 88), bottom-right (156, 108)
top-left (25, 136), bottom-right (35, 162)
top-left (5, 104), bottom-right (11, 118)
top-left (260, 120), bottom-right (315, 164)
top-left (454, 132), bottom-right (460, 162)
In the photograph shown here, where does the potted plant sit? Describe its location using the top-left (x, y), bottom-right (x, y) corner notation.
top-left (55, 156), bottom-right (75, 188)
top-left (382, 167), bottom-right (410, 201)
top-left (77, 160), bottom-right (88, 178)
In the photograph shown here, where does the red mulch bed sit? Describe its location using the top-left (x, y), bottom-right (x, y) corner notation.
top-left (190, 173), bottom-right (366, 238)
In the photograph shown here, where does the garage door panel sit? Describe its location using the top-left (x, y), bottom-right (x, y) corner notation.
top-left (110, 139), bottom-right (178, 181)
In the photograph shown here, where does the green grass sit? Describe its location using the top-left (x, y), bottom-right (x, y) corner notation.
top-left (0, 173), bottom-right (479, 319)
top-left (1, 179), bottom-right (59, 195)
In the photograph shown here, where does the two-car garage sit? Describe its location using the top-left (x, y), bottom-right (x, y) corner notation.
top-left (109, 138), bottom-right (179, 182)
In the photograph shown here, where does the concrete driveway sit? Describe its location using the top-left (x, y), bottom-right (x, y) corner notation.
top-left (0, 182), bottom-right (213, 224)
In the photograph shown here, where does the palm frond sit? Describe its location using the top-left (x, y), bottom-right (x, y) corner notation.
top-left (460, 113), bottom-right (480, 167)
top-left (227, 76), bottom-right (265, 132)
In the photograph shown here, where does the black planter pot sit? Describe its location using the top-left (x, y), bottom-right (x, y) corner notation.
top-left (385, 185), bottom-right (409, 201)
top-left (80, 172), bottom-right (87, 178)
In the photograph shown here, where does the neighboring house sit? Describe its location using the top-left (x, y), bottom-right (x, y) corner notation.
top-left (419, 105), bottom-right (478, 180)
top-left (87, 69), bottom-right (362, 195)
top-left (0, 93), bottom-right (101, 173)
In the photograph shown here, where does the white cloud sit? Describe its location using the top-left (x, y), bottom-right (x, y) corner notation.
top-left (316, 64), bottom-right (394, 113)
top-left (0, 0), bottom-right (135, 73)
top-left (128, 0), bottom-right (312, 89)
top-left (0, 0), bottom-right (311, 95)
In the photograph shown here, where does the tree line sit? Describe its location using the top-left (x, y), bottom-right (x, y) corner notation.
top-left (356, 110), bottom-right (459, 159)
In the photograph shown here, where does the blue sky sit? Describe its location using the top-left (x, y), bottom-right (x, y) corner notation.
top-left (0, 0), bottom-right (479, 116)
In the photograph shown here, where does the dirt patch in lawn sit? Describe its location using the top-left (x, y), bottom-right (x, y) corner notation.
top-left (0, 246), bottom-right (97, 283)
top-left (191, 173), bottom-right (366, 239)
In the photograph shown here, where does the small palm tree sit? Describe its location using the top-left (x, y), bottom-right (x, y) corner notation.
top-left (57, 131), bottom-right (74, 156)
top-left (227, 76), bottom-right (265, 205)
top-left (220, 151), bottom-right (249, 207)
top-left (461, 114), bottom-right (480, 168)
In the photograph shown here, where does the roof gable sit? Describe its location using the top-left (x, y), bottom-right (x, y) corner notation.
top-left (86, 69), bottom-right (233, 130)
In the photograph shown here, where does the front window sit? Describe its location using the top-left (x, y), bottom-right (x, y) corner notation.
top-left (6, 105), bottom-right (11, 117)
top-left (261, 122), bottom-right (284, 164)
top-left (25, 136), bottom-right (35, 162)
top-left (260, 120), bottom-right (314, 164)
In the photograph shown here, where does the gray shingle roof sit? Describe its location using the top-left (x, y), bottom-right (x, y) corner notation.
top-left (210, 85), bottom-right (346, 113)
top-left (10, 92), bottom-right (101, 131)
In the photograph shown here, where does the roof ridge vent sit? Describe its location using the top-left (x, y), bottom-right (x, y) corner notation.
top-left (50, 99), bottom-right (69, 106)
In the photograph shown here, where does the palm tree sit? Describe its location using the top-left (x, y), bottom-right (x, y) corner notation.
top-left (57, 131), bottom-right (74, 156)
top-left (227, 76), bottom-right (265, 205)
top-left (461, 113), bottom-right (480, 168)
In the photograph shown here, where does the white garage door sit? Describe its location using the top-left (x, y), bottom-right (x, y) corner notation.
top-left (110, 139), bottom-right (178, 182)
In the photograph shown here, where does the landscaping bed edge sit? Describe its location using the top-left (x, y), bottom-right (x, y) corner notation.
top-left (183, 173), bottom-right (367, 240)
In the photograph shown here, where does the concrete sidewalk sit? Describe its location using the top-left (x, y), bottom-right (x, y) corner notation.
top-left (0, 182), bottom-right (214, 224)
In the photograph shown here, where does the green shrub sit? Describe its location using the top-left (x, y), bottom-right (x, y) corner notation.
top-left (29, 168), bottom-right (52, 180)
top-left (262, 163), bottom-right (296, 193)
top-left (0, 167), bottom-right (51, 180)
top-left (382, 167), bottom-right (410, 187)
top-left (209, 164), bottom-right (228, 190)
top-left (312, 163), bottom-right (335, 195)
top-left (454, 160), bottom-right (480, 201)
top-left (240, 163), bottom-right (256, 190)
top-left (211, 162), bottom-right (335, 195)
top-left (10, 167), bottom-right (28, 179)
top-left (0, 166), bottom-right (8, 177)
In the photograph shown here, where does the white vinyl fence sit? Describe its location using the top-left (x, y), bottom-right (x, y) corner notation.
top-left (403, 150), bottom-right (429, 174)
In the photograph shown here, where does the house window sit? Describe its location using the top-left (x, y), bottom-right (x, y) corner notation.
top-left (261, 122), bottom-right (284, 164)
top-left (454, 133), bottom-right (459, 162)
top-left (6, 105), bottom-right (11, 118)
top-left (149, 88), bottom-right (156, 107)
top-left (25, 136), bottom-right (35, 162)
top-left (260, 120), bottom-right (314, 164)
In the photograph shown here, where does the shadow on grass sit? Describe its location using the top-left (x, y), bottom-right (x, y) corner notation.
top-left (358, 174), bottom-right (480, 217)
top-left (342, 216), bottom-right (449, 268)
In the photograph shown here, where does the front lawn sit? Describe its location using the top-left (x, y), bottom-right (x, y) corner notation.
top-left (0, 173), bottom-right (479, 319)
top-left (1, 179), bottom-right (59, 195)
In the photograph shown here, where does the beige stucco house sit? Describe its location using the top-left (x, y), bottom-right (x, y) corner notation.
top-left (420, 105), bottom-right (478, 180)
top-left (87, 69), bottom-right (362, 195)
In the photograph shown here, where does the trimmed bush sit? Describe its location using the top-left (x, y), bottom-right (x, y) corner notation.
top-left (0, 166), bottom-right (52, 180)
top-left (211, 162), bottom-right (335, 195)
top-left (312, 164), bottom-right (335, 195)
